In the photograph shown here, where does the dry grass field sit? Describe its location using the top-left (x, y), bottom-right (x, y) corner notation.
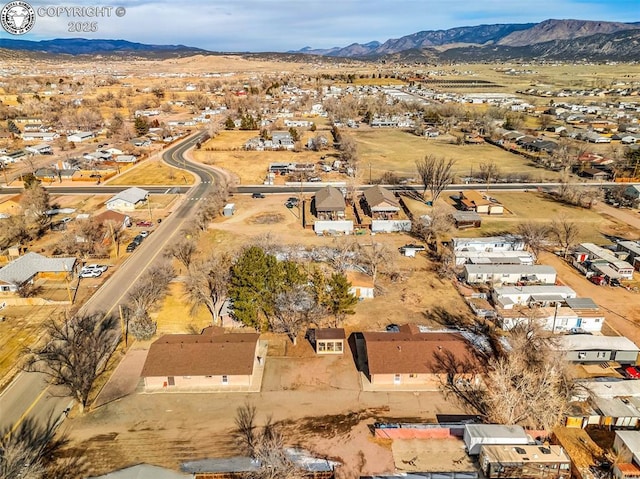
top-left (107, 159), bottom-right (196, 186)
top-left (351, 129), bottom-right (560, 181)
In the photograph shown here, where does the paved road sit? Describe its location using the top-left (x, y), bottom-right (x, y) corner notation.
top-left (3, 181), bottom-right (638, 197)
top-left (0, 131), bottom-right (219, 433)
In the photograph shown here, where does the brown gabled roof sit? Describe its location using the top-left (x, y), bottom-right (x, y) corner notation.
top-left (362, 329), bottom-right (477, 375)
top-left (363, 185), bottom-right (400, 210)
top-left (141, 330), bottom-right (259, 378)
top-left (316, 328), bottom-right (346, 340)
top-left (93, 210), bottom-right (129, 224)
top-left (314, 186), bottom-right (345, 212)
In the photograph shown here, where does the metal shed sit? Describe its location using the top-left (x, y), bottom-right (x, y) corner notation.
top-left (223, 203), bottom-right (236, 217)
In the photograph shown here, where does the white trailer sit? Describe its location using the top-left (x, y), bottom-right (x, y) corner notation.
top-left (463, 424), bottom-right (529, 455)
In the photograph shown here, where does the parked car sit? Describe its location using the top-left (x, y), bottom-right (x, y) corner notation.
top-left (252, 192), bottom-right (265, 199)
top-left (139, 231), bottom-right (149, 238)
top-left (286, 197), bottom-right (299, 205)
top-left (79, 269), bottom-right (102, 278)
top-left (625, 366), bottom-right (640, 379)
top-left (136, 220), bottom-right (153, 227)
top-left (133, 235), bottom-right (144, 245)
top-left (126, 242), bottom-right (138, 252)
top-left (285, 201), bottom-right (295, 209)
top-left (81, 264), bottom-right (108, 273)
top-left (589, 275), bottom-right (606, 286)
top-left (386, 324), bottom-right (400, 333)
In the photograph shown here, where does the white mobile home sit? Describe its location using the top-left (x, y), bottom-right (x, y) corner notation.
top-left (464, 264), bottom-right (557, 285)
top-left (557, 335), bottom-right (640, 364)
top-left (455, 250), bottom-right (535, 267)
top-left (492, 285), bottom-right (576, 309)
top-left (453, 235), bottom-right (525, 253)
top-left (463, 424), bottom-right (529, 455)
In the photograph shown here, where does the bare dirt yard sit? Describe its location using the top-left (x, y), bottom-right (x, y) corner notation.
top-left (64, 342), bottom-right (466, 479)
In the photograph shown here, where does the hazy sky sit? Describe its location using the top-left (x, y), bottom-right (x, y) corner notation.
top-left (1, 0), bottom-right (638, 51)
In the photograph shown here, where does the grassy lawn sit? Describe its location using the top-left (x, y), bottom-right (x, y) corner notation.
top-left (107, 159), bottom-right (196, 186)
top-left (350, 129), bottom-right (560, 182)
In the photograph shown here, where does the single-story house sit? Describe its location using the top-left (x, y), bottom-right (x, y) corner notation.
top-left (0, 252), bottom-right (76, 293)
top-left (21, 131), bottom-right (59, 142)
top-left (479, 444), bottom-right (570, 479)
top-left (617, 241), bottom-right (640, 271)
top-left (362, 185), bottom-right (400, 218)
top-left (93, 210), bottom-right (131, 229)
top-left (105, 187), bottom-right (149, 211)
top-left (346, 270), bottom-right (374, 299)
top-left (491, 285), bottom-right (576, 309)
top-left (463, 264), bottom-right (557, 285)
top-left (25, 143), bottom-right (53, 155)
top-left (140, 327), bottom-right (260, 390)
top-left (361, 324), bottom-right (480, 388)
top-left (67, 131), bottom-right (95, 143)
top-left (114, 155), bottom-right (138, 164)
top-left (313, 328), bottom-right (346, 355)
top-left (271, 131), bottom-right (295, 149)
top-left (455, 250), bottom-right (535, 267)
top-left (556, 335), bottom-right (640, 364)
top-left (453, 235), bottom-right (525, 253)
top-left (313, 186), bottom-right (345, 220)
top-left (456, 191), bottom-right (503, 215)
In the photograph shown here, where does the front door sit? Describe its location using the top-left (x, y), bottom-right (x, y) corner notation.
top-left (167, 376), bottom-right (175, 386)
top-left (394, 374), bottom-right (401, 384)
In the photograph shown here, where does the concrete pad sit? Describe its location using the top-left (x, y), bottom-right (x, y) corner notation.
top-left (93, 349), bottom-right (148, 408)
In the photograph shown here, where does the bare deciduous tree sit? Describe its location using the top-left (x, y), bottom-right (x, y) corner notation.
top-left (478, 161), bottom-right (500, 193)
top-left (410, 206), bottom-right (454, 253)
top-left (271, 284), bottom-right (320, 345)
top-left (185, 252), bottom-right (232, 325)
top-left (551, 216), bottom-right (581, 259)
top-left (438, 321), bottom-right (572, 432)
top-left (127, 261), bottom-right (175, 320)
top-left (23, 312), bottom-right (120, 413)
top-left (234, 402), bottom-right (257, 456)
top-left (357, 241), bottom-right (394, 285)
top-left (517, 222), bottom-right (550, 261)
top-left (415, 155), bottom-right (456, 202)
top-left (1, 417), bottom-right (86, 479)
top-left (166, 234), bottom-right (198, 270)
top-left (20, 182), bottom-right (50, 228)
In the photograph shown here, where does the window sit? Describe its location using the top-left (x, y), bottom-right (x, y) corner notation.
top-left (394, 374), bottom-right (401, 384)
top-left (326, 341), bottom-right (335, 351)
top-left (560, 464), bottom-right (570, 470)
top-left (409, 374), bottom-right (417, 378)
top-left (336, 342), bottom-right (343, 352)
top-left (222, 375), bottom-right (228, 384)
top-left (560, 318), bottom-right (568, 326)
top-left (595, 318), bottom-right (601, 322)
top-left (597, 352), bottom-right (607, 359)
top-left (318, 342), bottom-right (326, 352)
top-left (578, 352), bottom-right (587, 359)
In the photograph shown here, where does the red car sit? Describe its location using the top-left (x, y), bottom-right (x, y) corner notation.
top-left (625, 366), bottom-right (640, 379)
top-left (136, 221), bottom-right (153, 227)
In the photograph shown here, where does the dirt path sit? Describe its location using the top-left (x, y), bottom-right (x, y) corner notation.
top-left (593, 203), bottom-right (640, 232)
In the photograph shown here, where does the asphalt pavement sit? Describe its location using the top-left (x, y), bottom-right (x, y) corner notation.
top-left (0, 131), bottom-right (221, 433)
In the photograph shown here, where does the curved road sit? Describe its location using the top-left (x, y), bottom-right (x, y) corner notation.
top-left (0, 131), bottom-right (220, 432)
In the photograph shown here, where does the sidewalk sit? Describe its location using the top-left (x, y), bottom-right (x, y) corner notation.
top-left (93, 349), bottom-right (148, 408)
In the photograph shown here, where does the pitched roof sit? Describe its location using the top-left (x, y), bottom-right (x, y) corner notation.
top-left (314, 186), bottom-right (345, 212)
top-left (363, 185), bottom-right (399, 210)
top-left (316, 328), bottom-right (346, 340)
top-left (141, 328), bottom-right (259, 378)
top-left (106, 187), bottom-right (148, 206)
top-left (0, 252), bottom-right (76, 286)
top-left (93, 210), bottom-right (129, 224)
top-left (363, 328), bottom-right (478, 375)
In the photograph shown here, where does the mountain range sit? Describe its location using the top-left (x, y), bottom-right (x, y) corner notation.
top-left (291, 19), bottom-right (640, 61)
top-left (1, 19), bottom-right (640, 62)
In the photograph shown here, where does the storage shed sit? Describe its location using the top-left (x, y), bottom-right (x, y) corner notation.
top-left (463, 424), bottom-right (529, 455)
top-left (223, 203), bottom-right (236, 217)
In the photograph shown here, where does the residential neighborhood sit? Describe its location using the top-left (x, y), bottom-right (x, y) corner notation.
top-left (1, 15), bottom-right (640, 479)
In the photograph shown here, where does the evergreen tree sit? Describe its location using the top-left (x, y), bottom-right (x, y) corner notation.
top-left (324, 273), bottom-right (358, 326)
top-left (225, 116), bottom-right (236, 130)
top-left (134, 115), bottom-right (149, 136)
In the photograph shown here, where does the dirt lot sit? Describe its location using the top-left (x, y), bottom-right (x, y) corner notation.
top-left (64, 341), bottom-right (466, 478)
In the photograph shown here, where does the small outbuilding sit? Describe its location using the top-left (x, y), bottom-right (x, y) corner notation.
top-left (463, 424), bottom-right (529, 455)
top-left (399, 244), bottom-right (426, 257)
top-left (223, 203), bottom-right (236, 217)
top-left (314, 328), bottom-right (346, 355)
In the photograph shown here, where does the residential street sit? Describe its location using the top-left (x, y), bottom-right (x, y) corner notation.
top-left (0, 131), bottom-right (222, 434)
